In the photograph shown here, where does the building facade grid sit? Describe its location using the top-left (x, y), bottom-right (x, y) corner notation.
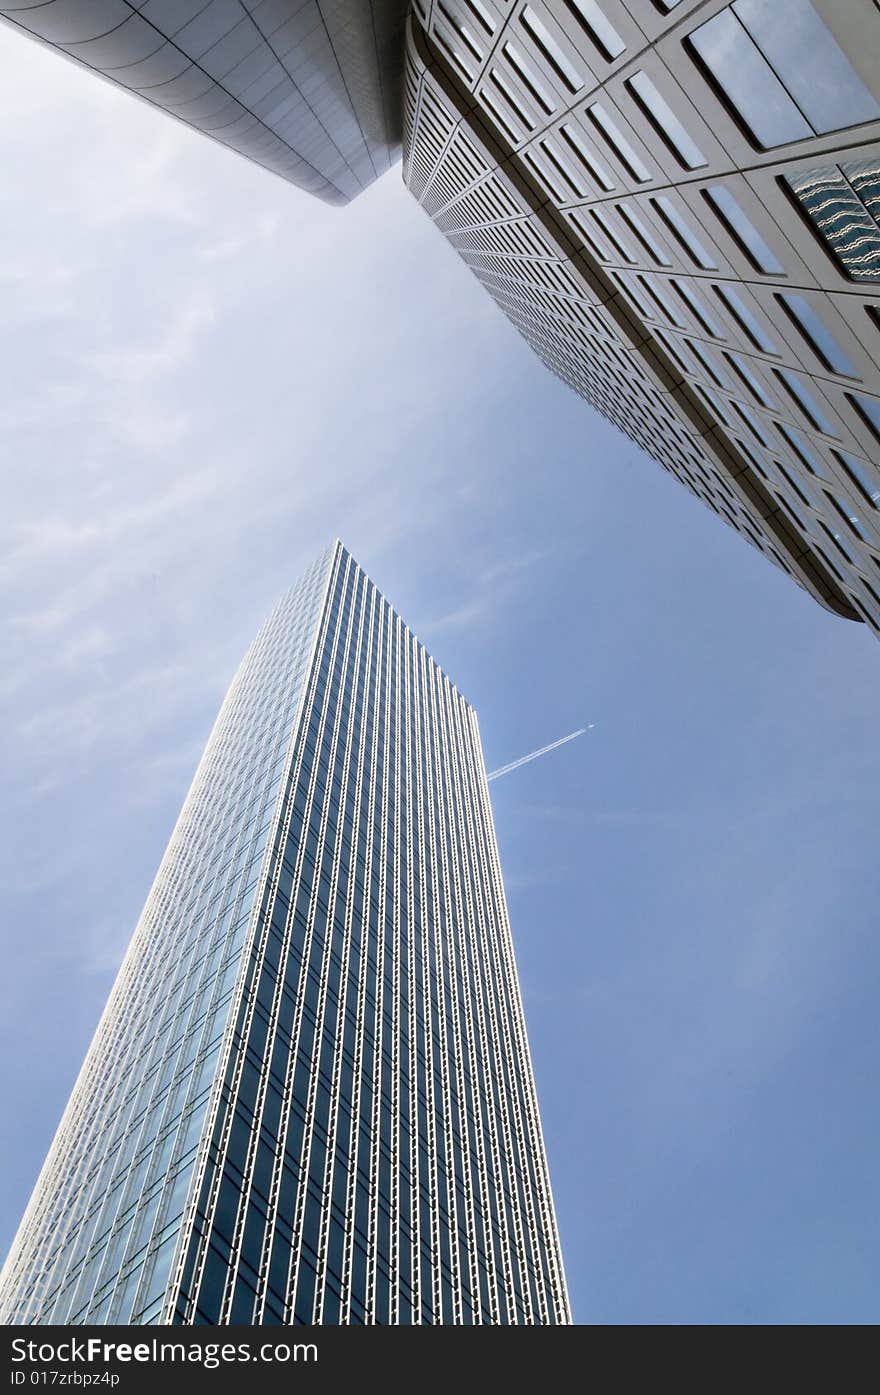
top-left (403, 0), bottom-right (880, 630)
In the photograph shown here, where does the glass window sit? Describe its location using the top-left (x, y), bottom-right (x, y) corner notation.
top-left (784, 160), bottom-right (880, 283)
top-left (847, 391), bottom-right (880, 443)
top-left (502, 42), bottom-right (556, 114)
top-left (617, 205), bottom-right (671, 265)
top-left (689, 1), bottom-right (879, 149)
top-left (714, 284), bottom-right (778, 353)
top-left (832, 450), bottom-right (880, 506)
top-left (776, 421), bottom-right (828, 477)
top-left (465, 0), bottom-right (495, 34)
top-left (591, 207), bottom-right (636, 262)
top-left (688, 7), bottom-right (810, 148)
top-left (626, 71), bottom-right (707, 169)
top-left (539, 139), bottom-right (586, 198)
top-left (688, 338), bottom-right (730, 389)
top-left (638, 275), bottom-right (686, 328)
top-left (484, 83), bottom-right (529, 140)
top-left (733, 401), bottom-right (772, 447)
top-left (825, 492), bottom-right (872, 544)
top-left (651, 195), bottom-right (717, 268)
top-left (774, 368), bottom-right (836, 435)
top-left (775, 294), bottom-right (856, 376)
top-left (567, 0), bottom-right (626, 62)
top-left (702, 185), bottom-right (784, 274)
top-left (437, 1), bottom-right (484, 61)
top-left (724, 351), bottom-right (774, 407)
top-left (561, 123), bottom-right (615, 190)
top-left (777, 459), bottom-right (818, 510)
top-left (521, 7), bottom-right (585, 92)
top-left (732, 0), bottom-right (879, 136)
top-left (587, 102), bottom-right (652, 182)
top-left (673, 280), bottom-right (721, 336)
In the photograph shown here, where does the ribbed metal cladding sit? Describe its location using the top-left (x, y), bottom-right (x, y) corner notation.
top-left (0, 541), bottom-right (570, 1326)
top-left (0, 2), bottom-right (409, 206)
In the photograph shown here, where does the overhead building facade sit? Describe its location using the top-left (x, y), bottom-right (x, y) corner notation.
top-left (1, 0), bottom-right (879, 626)
top-left (0, 0), bottom-right (410, 204)
top-left (0, 542), bottom-right (570, 1326)
top-left (402, 0), bottom-right (880, 630)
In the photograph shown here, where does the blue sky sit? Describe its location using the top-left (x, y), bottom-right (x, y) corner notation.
top-left (1, 27), bottom-right (879, 1326)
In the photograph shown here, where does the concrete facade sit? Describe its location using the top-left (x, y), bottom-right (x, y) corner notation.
top-left (403, 1), bottom-right (880, 629)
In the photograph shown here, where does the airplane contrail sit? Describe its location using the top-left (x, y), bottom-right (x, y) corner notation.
top-left (487, 726), bottom-right (594, 783)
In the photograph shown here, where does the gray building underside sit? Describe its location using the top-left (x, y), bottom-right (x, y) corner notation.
top-left (0, 0), bottom-right (409, 205)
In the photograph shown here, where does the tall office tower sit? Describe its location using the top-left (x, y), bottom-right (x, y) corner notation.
top-left (3, 2), bottom-right (880, 628)
top-left (0, 542), bottom-right (570, 1326)
top-left (402, 1), bottom-right (880, 630)
top-left (0, 1), bottom-right (410, 204)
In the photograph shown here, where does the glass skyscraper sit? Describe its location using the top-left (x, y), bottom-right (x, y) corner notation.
top-left (0, 542), bottom-right (570, 1326)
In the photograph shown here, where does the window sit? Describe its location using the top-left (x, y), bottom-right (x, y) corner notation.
top-left (775, 294), bottom-right (856, 377)
top-left (566, 0), bottom-right (626, 63)
top-left (484, 81), bottom-right (530, 141)
top-left (617, 205), bottom-right (671, 265)
top-left (502, 43), bottom-right (556, 114)
top-left (521, 8), bottom-right (585, 93)
top-left (832, 450), bottom-right (880, 507)
top-left (826, 492), bottom-right (872, 544)
top-left (590, 207), bottom-right (636, 262)
top-left (724, 352), bottom-right (773, 407)
top-left (847, 392), bottom-right (880, 443)
top-left (437, 2), bottom-right (484, 61)
top-left (434, 24), bottom-right (477, 81)
top-left (732, 401), bottom-right (772, 447)
top-left (651, 196), bottom-right (717, 268)
top-left (673, 280), bottom-right (721, 337)
top-left (774, 369), bottom-right (836, 435)
top-left (820, 520), bottom-right (855, 565)
top-left (702, 185), bottom-right (784, 274)
top-left (587, 103), bottom-right (651, 182)
top-left (784, 160), bottom-right (880, 283)
top-left (776, 421), bottom-right (827, 477)
top-left (777, 459), bottom-right (817, 510)
top-left (688, 0), bottom-right (879, 150)
top-left (687, 338), bottom-right (729, 389)
top-left (637, 275), bottom-right (686, 328)
top-left (626, 72), bottom-right (707, 169)
top-left (561, 124), bottom-right (615, 191)
top-left (714, 285), bottom-right (778, 353)
top-left (464, 0), bottom-right (495, 34)
top-left (539, 139), bottom-right (586, 199)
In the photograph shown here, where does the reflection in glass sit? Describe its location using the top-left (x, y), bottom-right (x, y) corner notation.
top-left (785, 161), bottom-right (880, 282)
top-left (688, 8), bottom-right (810, 148)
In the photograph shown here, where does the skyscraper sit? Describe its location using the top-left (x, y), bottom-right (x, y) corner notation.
top-left (0, 542), bottom-right (570, 1326)
top-left (2, 1), bottom-right (880, 630)
top-left (402, 1), bottom-right (880, 631)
